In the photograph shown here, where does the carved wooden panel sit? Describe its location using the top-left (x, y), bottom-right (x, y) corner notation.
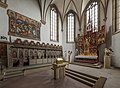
top-left (29, 49), bottom-right (34, 60)
top-left (11, 48), bottom-right (19, 67)
top-left (18, 48), bottom-right (24, 66)
top-left (24, 49), bottom-right (29, 66)
top-left (7, 39), bottom-right (63, 68)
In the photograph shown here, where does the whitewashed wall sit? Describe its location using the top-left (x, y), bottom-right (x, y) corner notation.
top-left (0, 0), bottom-right (62, 45)
top-left (103, 0), bottom-right (120, 67)
top-left (108, 0), bottom-right (120, 67)
top-left (62, 16), bottom-right (79, 62)
top-left (0, 0), bottom-right (120, 67)
top-left (112, 34), bottom-right (120, 67)
top-left (99, 0), bottom-right (120, 68)
top-left (40, 9), bottom-right (62, 45)
top-left (0, 7), bottom-right (8, 39)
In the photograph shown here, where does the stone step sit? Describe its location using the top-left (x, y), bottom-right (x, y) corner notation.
top-left (92, 77), bottom-right (107, 88)
top-left (6, 64), bottom-right (52, 72)
top-left (70, 62), bottom-right (102, 69)
top-left (6, 68), bottom-right (24, 73)
top-left (4, 68), bottom-right (24, 79)
top-left (66, 68), bottom-right (99, 80)
top-left (5, 70), bottom-right (23, 76)
top-left (4, 72), bottom-right (24, 79)
top-left (66, 73), bottom-right (94, 87)
top-left (4, 64), bottom-right (52, 79)
top-left (66, 70), bottom-right (97, 83)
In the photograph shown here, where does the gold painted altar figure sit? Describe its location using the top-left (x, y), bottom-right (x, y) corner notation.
top-left (84, 38), bottom-right (90, 55)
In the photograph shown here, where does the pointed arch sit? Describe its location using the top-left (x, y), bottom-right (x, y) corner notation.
top-left (71, 0), bottom-right (79, 14)
top-left (44, 0), bottom-right (54, 21)
top-left (66, 10), bottom-right (76, 43)
top-left (83, 1), bottom-right (100, 32)
top-left (64, 10), bottom-right (80, 28)
top-left (50, 4), bottom-right (59, 41)
top-left (50, 4), bottom-right (63, 31)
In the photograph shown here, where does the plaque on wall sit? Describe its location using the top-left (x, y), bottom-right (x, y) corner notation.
top-left (7, 9), bottom-right (41, 40)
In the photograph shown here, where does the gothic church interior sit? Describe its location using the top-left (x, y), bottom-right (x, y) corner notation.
top-left (0, 0), bottom-right (120, 88)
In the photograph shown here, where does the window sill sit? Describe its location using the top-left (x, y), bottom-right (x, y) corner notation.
top-left (66, 42), bottom-right (75, 44)
top-left (50, 40), bottom-right (59, 42)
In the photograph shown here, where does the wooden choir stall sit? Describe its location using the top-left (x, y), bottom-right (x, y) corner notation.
top-left (0, 38), bottom-right (62, 68)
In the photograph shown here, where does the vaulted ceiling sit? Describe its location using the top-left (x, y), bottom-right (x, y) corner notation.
top-left (38, 0), bottom-right (110, 31)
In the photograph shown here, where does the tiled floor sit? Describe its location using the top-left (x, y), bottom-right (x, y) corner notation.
top-left (0, 69), bottom-right (90, 88)
top-left (66, 64), bottom-right (120, 88)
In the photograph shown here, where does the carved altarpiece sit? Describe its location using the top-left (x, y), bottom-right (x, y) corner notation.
top-left (76, 25), bottom-right (106, 63)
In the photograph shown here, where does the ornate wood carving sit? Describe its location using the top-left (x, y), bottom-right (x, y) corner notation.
top-left (7, 38), bottom-right (62, 68)
top-left (76, 25), bottom-right (106, 63)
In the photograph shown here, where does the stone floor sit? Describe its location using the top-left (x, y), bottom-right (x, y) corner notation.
top-left (0, 64), bottom-right (120, 88)
top-left (66, 64), bottom-right (120, 88)
top-left (0, 69), bottom-right (90, 88)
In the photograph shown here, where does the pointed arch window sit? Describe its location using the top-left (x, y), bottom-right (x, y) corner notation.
top-left (86, 2), bottom-right (98, 32)
top-left (50, 7), bottom-right (59, 41)
top-left (67, 12), bottom-right (75, 43)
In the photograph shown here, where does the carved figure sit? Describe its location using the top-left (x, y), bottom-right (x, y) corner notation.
top-left (104, 48), bottom-right (113, 56)
top-left (84, 38), bottom-right (90, 55)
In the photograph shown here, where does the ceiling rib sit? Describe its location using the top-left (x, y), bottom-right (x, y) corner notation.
top-left (71, 0), bottom-right (79, 14)
top-left (38, 0), bottom-right (42, 19)
top-left (62, 0), bottom-right (66, 19)
top-left (37, 0), bottom-right (110, 31)
top-left (43, 0), bottom-right (46, 20)
top-left (44, 0), bottom-right (53, 21)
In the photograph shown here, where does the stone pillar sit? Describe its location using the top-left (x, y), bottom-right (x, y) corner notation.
top-left (104, 48), bottom-right (113, 69)
top-left (104, 56), bottom-right (111, 68)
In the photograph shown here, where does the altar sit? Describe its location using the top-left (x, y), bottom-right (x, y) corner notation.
top-left (75, 55), bottom-right (98, 63)
top-left (75, 55), bottom-right (98, 59)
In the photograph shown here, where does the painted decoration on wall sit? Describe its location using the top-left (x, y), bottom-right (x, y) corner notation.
top-left (7, 9), bottom-right (41, 40)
